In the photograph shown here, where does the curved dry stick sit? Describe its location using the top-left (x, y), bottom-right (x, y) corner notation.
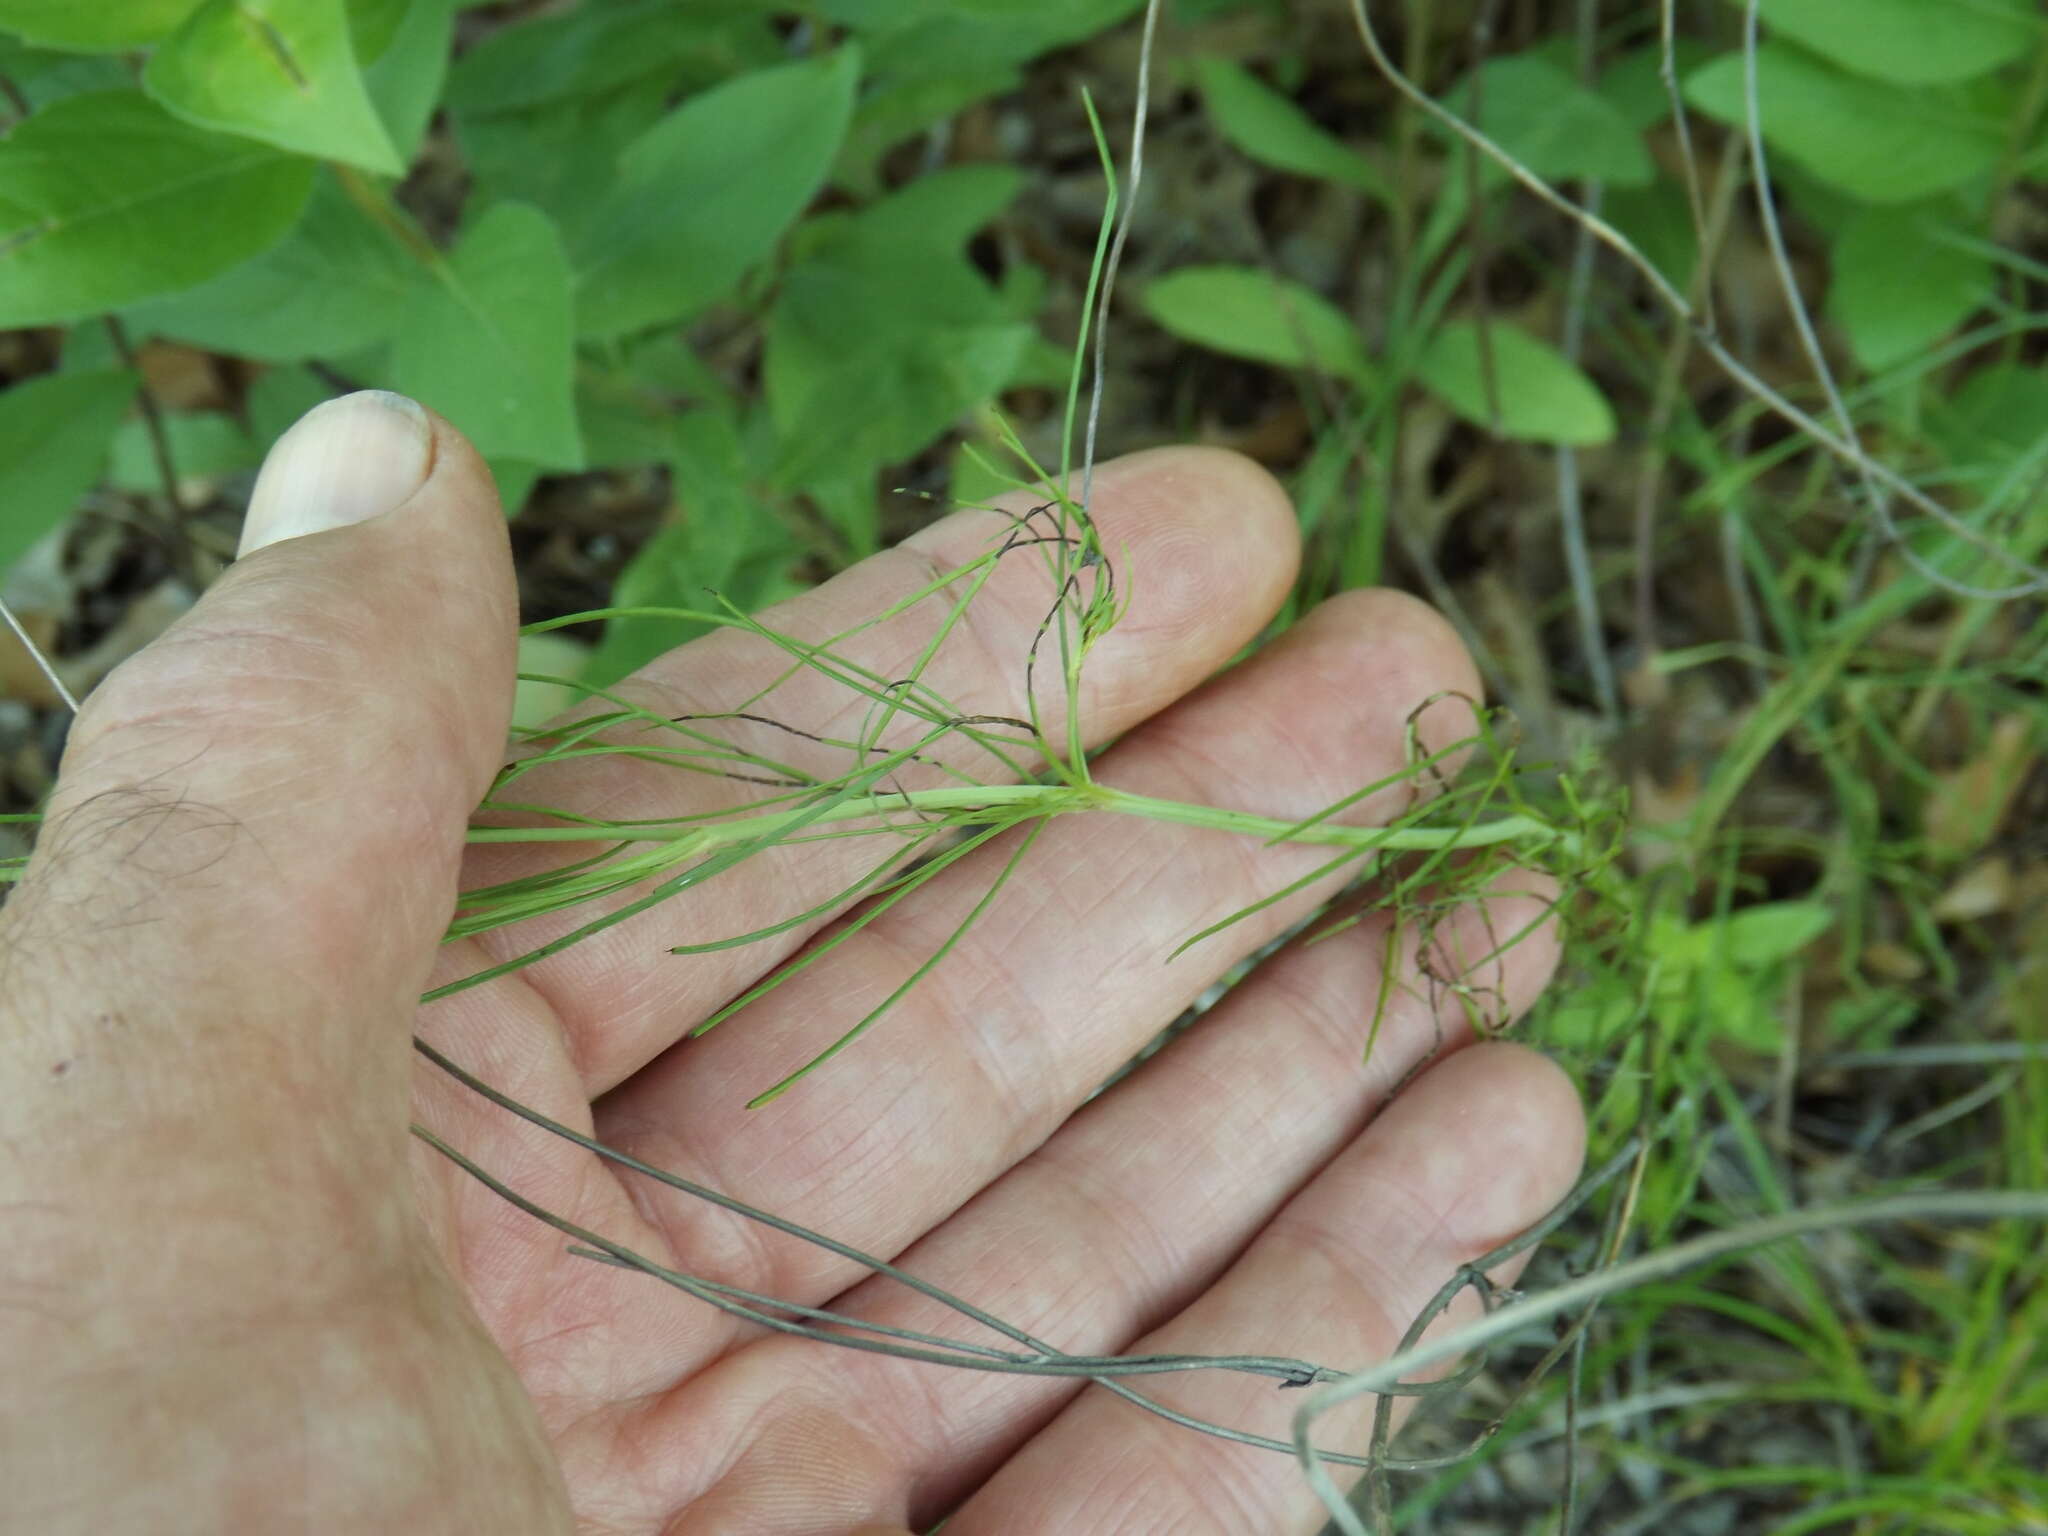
top-left (1296, 1188), bottom-right (2048, 1535)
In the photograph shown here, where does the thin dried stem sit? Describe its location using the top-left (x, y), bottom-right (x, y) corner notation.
top-left (1299, 1190), bottom-right (2048, 1535)
top-left (1340, 0), bottom-right (2048, 599)
top-left (1555, 0), bottom-right (1616, 722)
top-left (0, 597), bottom-right (77, 714)
top-left (1079, 0), bottom-right (1164, 514)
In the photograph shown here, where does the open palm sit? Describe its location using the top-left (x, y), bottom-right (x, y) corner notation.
top-left (1, 398), bottom-right (1583, 1535)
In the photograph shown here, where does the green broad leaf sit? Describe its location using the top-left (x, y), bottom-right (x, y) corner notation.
top-left (1732, 0), bottom-right (2039, 86)
top-left (1596, 40), bottom-right (1717, 130)
top-left (344, 0), bottom-right (405, 61)
top-left (456, 79), bottom-right (671, 242)
top-left (0, 90), bottom-right (315, 327)
top-left (816, 160), bottom-right (1023, 252)
top-left (1928, 364), bottom-right (2048, 470)
top-left (1721, 901), bottom-right (1834, 968)
top-left (362, 0), bottom-right (451, 162)
top-left (109, 409), bottom-right (259, 492)
top-left (1447, 53), bottom-right (1655, 188)
top-left (1603, 176), bottom-right (1701, 292)
top-left (1830, 206), bottom-right (1990, 372)
top-left (576, 332), bottom-right (728, 469)
top-left (573, 48), bottom-right (861, 340)
top-left (0, 39), bottom-right (132, 107)
top-left (1416, 319), bottom-right (1616, 446)
top-left (0, 369), bottom-right (137, 576)
top-left (513, 632), bottom-right (591, 731)
top-left (771, 320), bottom-right (1030, 493)
top-left (144, 0), bottom-right (402, 175)
top-left (824, 0), bottom-right (1143, 73)
top-left (0, 0), bottom-right (200, 50)
top-left (1535, 974), bottom-right (1638, 1052)
top-left (447, 0), bottom-right (773, 115)
top-left (123, 169), bottom-right (416, 360)
top-left (838, 65), bottom-right (1016, 195)
top-left (1142, 265), bottom-right (1372, 384)
top-left (765, 165), bottom-right (1032, 492)
top-left (588, 409), bottom-right (803, 687)
top-left (1685, 43), bottom-right (2006, 203)
top-left (577, 388), bottom-right (677, 471)
top-left (244, 363), bottom-right (333, 444)
top-left (1192, 56), bottom-right (1390, 200)
top-left (449, 3), bottom-right (772, 234)
top-left (393, 201), bottom-right (583, 468)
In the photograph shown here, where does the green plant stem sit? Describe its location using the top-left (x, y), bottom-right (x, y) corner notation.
top-left (466, 782), bottom-right (1569, 858)
top-left (333, 162), bottom-right (439, 266)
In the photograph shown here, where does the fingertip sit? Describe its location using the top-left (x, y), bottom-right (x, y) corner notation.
top-left (1303, 587), bottom-right (1485, 724)
top-left (1090, 444), bottom-right (1301, 640)
top-left (1427, 1042), bottom-right (1588, 1251)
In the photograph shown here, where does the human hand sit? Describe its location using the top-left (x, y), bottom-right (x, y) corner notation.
top-left (0, 393), bottom-right (1584, 1534)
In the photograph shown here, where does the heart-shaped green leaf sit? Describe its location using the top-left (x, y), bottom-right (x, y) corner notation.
top-left (144, 0), bottom-right (403, 174)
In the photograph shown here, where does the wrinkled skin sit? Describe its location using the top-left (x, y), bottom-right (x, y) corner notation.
top-left (0, 410), bottom-right (1584, 1535)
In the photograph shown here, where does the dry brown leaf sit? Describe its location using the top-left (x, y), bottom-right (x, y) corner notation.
top-left (1931, 856), bottom-right (2015, 924)
top-left (1923, 715), bottom-right (2039, 861)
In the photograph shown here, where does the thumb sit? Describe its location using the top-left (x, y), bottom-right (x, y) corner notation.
top-left (12, 391), bottom-right (515, 1109)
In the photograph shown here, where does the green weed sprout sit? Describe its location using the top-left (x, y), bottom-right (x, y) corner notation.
top-left (436, 74), bottom-right (1586, 1109)
top-left (453, 429), bottom-right (1583, 1108)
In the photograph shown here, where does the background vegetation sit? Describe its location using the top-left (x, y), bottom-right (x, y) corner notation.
top-left (0, 0), bottom-right (2044, 1530)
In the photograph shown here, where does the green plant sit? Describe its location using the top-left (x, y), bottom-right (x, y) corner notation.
top-left (6, 2), bottom-right (2048, 1532)
top-left (0, 0), bottom-right (1145, 687)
